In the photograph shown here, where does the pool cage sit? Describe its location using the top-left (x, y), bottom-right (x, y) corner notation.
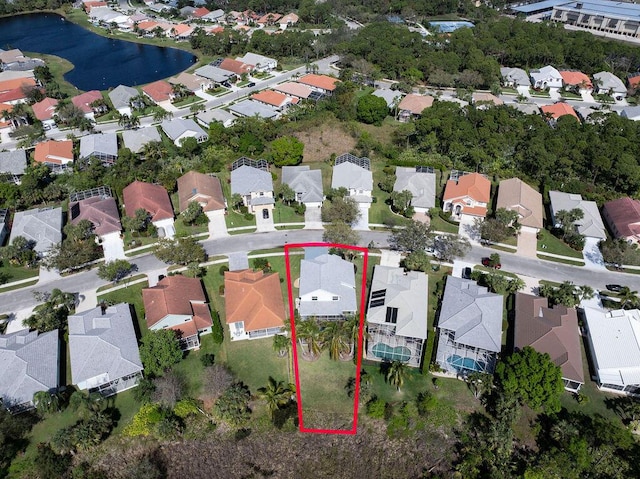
top-left (366, 323), bottom-right (424, 367)
top-left (435, 329), bottom-right (497, 375)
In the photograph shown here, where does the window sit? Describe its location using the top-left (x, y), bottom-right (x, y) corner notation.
top-left (385, 307), bottom-right (398, 324)
top-left (259, 192), bottom-right (264, 196)
top-left (332, 296), bottom-right (339, 301)
top-left (312, 296), bottom-right (318, 301)
top-left (370, 289), bottom-right (386, 308)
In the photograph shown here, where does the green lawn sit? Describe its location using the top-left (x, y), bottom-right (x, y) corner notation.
top-left (0, 264), bottom-right (39, 283)
top-left (122, 230), bottom-right (158, 250)
top-left (561, 91), bottom-right (582, 99)
top-left (201, 263), bottom-right (229, 322)
top-left (430, 214), bottom-right (459, 234)
top-left (172, 95), bottom-right (205, 108)
top-left (537, 229), bottom-right (584, 259)
top-left (224, 337), bottom-right (289, 394)
top-left (97, 282), bottom-right (149, 339)
top-left (174, 218), bottom-right (209, 237)
top-left (225, 209), bottom-right (256, 229)
top-left (25, 51), bottom-right (77, 98)
top-left (273, 202), bottom-right (305, 224)
top-left (424, 267), bottom-right (452, 367)
top-left (171, 334), bottom-right (219, 399)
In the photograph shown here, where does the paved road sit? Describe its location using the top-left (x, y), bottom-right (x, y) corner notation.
top-left (2, 228), bottom-right (640, 314)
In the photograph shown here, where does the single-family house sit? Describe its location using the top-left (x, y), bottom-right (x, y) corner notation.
top-left (620, 106), bottom-right (640, 121)
top-left (236, 52), bottom-right (277, 72)
top-left (143, 275), bottom-right (213, 350)
top-left (602, 197), bottom-right (640, 244)
top-left (393, 166), bottom-right (436, 214)
top-left (281, 165), bottom-right (324, 209)
top-left (31, 97), bottom-right (58, 129)
top-left (298, 250), bottom-right (357, 320)
top-left (442, 172), bottom-right (491, 219)
top-left (177, 171), bottom-right (226, 229)
top-left (583, 306), bottom-right (640, 396)
top-left (168, 23), bottom-right (193, 39)
top-left (224, 269), bottom-right (286, 340)
top-left (71, 90), bottom-right (104, 119)
top-left (366, 265), bottom-right (428, 368)
top-left (514, 293), bottom-right (584, 392)
top-left (230, 162), bottom-right (275, 214)
top-left (196, 108), bottom-right (236, 128)
top-left (142, 80), bottom-right (174, 105)
top-left (179, 6), bottom-right (196, 17)
top-left (510, 102), bottom-right (541, 115)
top-left (168, 72), bottom-right (212, 92)
top-left (192, 6), bottom-right (210, 18)
top-left (273, 82), bottom-right (313, 100)
top-left (0, 149), bottom-right (27, 184)
top-left (593, 71), bottom-right (626, 99)
top-left (435, 276), bottom-right (503, 375)
top-left (0, 77), bottom-right (36, 105)
top-left (559, 70), bottom-right (593, 93)
top-left (79, 133), bottom-right (118, 166)
top-left (397, 94), bottom-right (434, 122)
top-left (471, 92), bottom-right (504, 108)
top-left (548, 190), bottom-right (606, 240)
top-left (332, 153), bottom-right (373, 201)
top-left (297, 74), bottom-right (340, 95)
top-left (33, 139), bottom-right (73, 172)
top-left (627, 72), bottom-right (640, 90)
top-left (257, 12), bottom-right (282, 25)
top-left (108, 85), bottom-right (139, 116)
top-left (69, 195), bottom-right (124, 260)
top-left (219, 58), bottom-right (254, 76)
top-left (121, 126), bottom-right (161, 154)
top-left (372, 88), bottom-right (403, 108)
top-left (228, 100), bottom-right (278, 119)
top-left (161, 118), bottom-right (209, 146)
top-left (0, 329), bottom-right (59, 414)
top-left (496, 178), bottom-right (544, 232)
top-left (10, 207), bottom-right (62, 256)
top-left (202, 8), bottom-right (225, 22)
top-left (68, 303), bottom-right (144, 396)
top-left (251, 89), bottom-right (297, 110)
top-left (123, 180), bottom-right (175, 238)
top-left (540, 102), bottom-right (580, 123)
top-left (530, 65), bottom-right (563, 90)
top-left (194, 65), bottom-right (235, 85)
top-left (279, 12), bottom-right (299, 28)
top-left (500, 67), bottom-right (531, 87)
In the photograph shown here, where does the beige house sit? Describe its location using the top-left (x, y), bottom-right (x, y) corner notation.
top-left (496, 178), bottom-right (544, 232)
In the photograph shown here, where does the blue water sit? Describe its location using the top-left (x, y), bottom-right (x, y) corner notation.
top-left (372, 343), bottom-right (411, 362)
top-left (0, 13), bottom-right (196, 91)
top-left (447, 354), bottom-right (485, 372)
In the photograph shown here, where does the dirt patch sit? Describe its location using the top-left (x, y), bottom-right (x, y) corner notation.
top-left (295, 124), bottom-right (357, 163)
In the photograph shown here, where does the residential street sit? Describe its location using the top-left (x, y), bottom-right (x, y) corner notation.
top-left (2, 228), bottom-right (639, 315)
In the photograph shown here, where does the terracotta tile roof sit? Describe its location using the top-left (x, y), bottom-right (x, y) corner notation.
top-left (472, 92), bottom-right (504, 106)
top-left (0, 77), bottom-right (36, 94)
top-left (136, 20), bottom-right (158, 31)
top-left (628, 73), bottom-right (640, 88)
top-left (257, 12), bottom-right (282, 24)
top-left (171, 24), bottom-right (192, 36)
top-left (0, 88), bottom-right (29, 103)
top-left (142, 80), bottom-right (173, 103)
top-left (193, 7), bottom-right (210, 17)
top-left (273, 82), bottom-right (312, 99)
top-left (33, 140), bottom-right (74, 165)
top-left (251, 89), bottom-right (296, 108)
top-left (496, 178), bottom-right (543, 230)
top-left (69, 196), bottom-right (121, 236)
top-left (219, 58), bottom-right (254, 75)
top-left (398, 94), bottom-right (434, 115)
top-left (143, 276), bottom-right (213, 335)
top-left (559, 70), bottom-right (592, 88)
top-left (443, 173), bottom-right (491, 204)
top-left (279, 13), bottom-right (299, 24)
top-left (208, 26), bottom-right (225, 34)
top-left (71, 90), bottom-right (102, 114)
top-left (224, 269), bottom-right (286, 332)
top-left (177, 171), bottom-right (225, 213)
top-left (298, 74), bottom-right (339, 92)
top-left (122, 180), bottom-right (174, 221)
top-left (32, 97), bottom-right (58, 121)
top-left (603, 197), bottom-right (640, 240)
top-left (514, 293), bottom-right (584, 385)
top-left (540, 103), bottom-right (579, 121)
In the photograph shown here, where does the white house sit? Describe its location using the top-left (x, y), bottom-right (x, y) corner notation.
top-left (393, 166), bottom-right (436, 215)
top-left (230, 161), bottom-right (274, 215)
top-left (281, 165), bottom-right (324, 209)
top-left (593, 71), bottom-right (627, 100)
top-left (161, 118), bottom-right (209, 146)
top-left (530, 65), bottom-right (563, 90)
top-left (236, 52), bottom-right (277, 72)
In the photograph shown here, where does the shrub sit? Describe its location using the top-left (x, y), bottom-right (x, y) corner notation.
top-left (366, 398), bottom-right (386, 419)
top-left (211, 310), bottom-right (224, 344)
top-left (417, 391), bottom-right (438, 416)
top-left (219, 284), bottom-right (225, 296)
top-left (243, 213), bottom-right (254, 221)
top-left (200, 353), bottom-right (215, 367)
top-left (219, 265), bottom-right (229, 276)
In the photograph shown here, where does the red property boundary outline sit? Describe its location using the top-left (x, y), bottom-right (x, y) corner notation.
top-left (284, 242), bottom-right (369, 435)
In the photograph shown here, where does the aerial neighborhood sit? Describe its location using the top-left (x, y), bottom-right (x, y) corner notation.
top-left (1, 0), bottom-right (640, 476)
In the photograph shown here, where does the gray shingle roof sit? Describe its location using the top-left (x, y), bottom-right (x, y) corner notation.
top-left (0, 149), bottom-right (27, 175)
top-left (372, 88), bottom-right (403, 108)
top-left (194, 65), bottom-right (234, 83)
top-left (549, 190), bottom-right (606, 239)
top-left (10, 207), bottom-right (62, 254)
top-left (500, 67), bottom-right (531, 86)
top-left (231, 164), bottom-right (273, 196)
top-left (0, 329), bottom-right (59, 410)
top-left (331, 162), bottom-right (373, 191)
top-left (196, 109), bottom-right (236, 127)
top-left (160, 118), bottom-right (208, 141)
top-left (393, 167), bottom-right (436, 209)
top-left (438, 277), bottom-right (503, 353)
top-left (620, 106), bottom-right (640, 119)
top-left (282, 165), bottom-right (323, 203)
top-left (228, 100), bottom-right (278, 119)
top-left (367, 266), bottom-right (428, 340)
top-left (68, 303), bottom-right (143, 389)
top-left (236, 52), bottom-right (277, 68)
top-left (299, 253), bottom-right (357, 317)
top-left (593, 71), bottom-right (626, 94)
top-left (121, 126), bottom-right (161, 153)
top-left (79, 133), bottom-right (118, 159)
top-left (108, 85), bottom-right (139, 111)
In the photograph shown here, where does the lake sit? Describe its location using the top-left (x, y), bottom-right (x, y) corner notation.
top-left (0, 13), bottom-right (196, 91)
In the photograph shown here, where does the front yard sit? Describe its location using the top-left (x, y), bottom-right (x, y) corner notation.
top-left (537, 229), bottom-right (584, 259)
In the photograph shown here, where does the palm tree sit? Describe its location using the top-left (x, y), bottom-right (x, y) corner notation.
top-left (273, 334), bottom-right (290, 358)
top-left (33, 390), bottom-right (60, 415)
top-left (385, 360), bottom-right (408, 391)
top-left (619, 286), bottom-right (639, 309)
top-left (257, 376), bottom-right (295, 420)
top-left (129, 114), bottom-right (140, 129)
top-left (322, 321), bottom-right (349, 361)
top-left (296, 318), bottom-right (322, 359)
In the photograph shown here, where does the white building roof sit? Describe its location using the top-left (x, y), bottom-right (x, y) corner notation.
top-left (549, 190), bottom-right (606, 239)
top-left (331, 161), bottom-right (373, 192)
top-left (530, 65), bottom-right (562, 82)
top-left (393, 167), bottom-right (436, 209)
top-left (372, 88), bottom-right (403, 108)
top-left (500, 67), bottom-right (531, 86)
top-left (79, 133), bottom-right (118, 159)
top-left (121, 126), bottom-right (161, 153)
top-left (593, 71), bottom-right (626, 94)
top-left (299, 253), bottom-right (357, 317)
top-left (584, 307), bottom-right (640, 386)
top-left (236, 52), bottom-right (277, 68)
top-left (10, 207), bottom-right (62, 254)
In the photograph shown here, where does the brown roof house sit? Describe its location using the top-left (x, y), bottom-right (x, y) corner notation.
top-left (142, 80), bottom-right (174, 105)
top-left (442, 172), bottom-right (491, 220)
top-left (602, 197), bottom-right (640, 245)
top-left (177, 171), bottom-right (227, 237)
top-left (514, 293), bottom-right (584, 392)
top-left (496, 178), bottom-right (544, 232)
top-left (224, 269), bottom-right (286, 340)
top-left (397, 94), bottom-right (434, 122)
top-left (143, 275), bottom-right (213, 350)
top-left (122, 180), bottom-right (175, 239)
top-left (297, 74), bottom-right (339, 94)
top-left (69, 192), bottom-right (125, 261)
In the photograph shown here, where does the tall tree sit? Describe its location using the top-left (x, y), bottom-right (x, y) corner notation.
top-left (390, 220), bottom-right (432, 252)
top-left (139, 329), bottom-right (183, 377)
top-left (385, 361), bottom-right (408, 391)
top-left (257, 376), bottom-right (295, 421)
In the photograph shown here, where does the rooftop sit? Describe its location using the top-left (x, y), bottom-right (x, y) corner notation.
top-left (299, 253), bottom-right (357, 317)
top-left (177, 171), bottom-right (225, 212)
top-left (496, 178), bottom-right (544, 230)
top-left (123, 180), bottom-right (174, 222)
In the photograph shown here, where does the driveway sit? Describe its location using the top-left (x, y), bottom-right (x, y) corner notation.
top-left (255, 208), bottom-right (276, 232)
top-left (207, 210), bottom-right (229, 238)
top-left (517, 228), bottom-right (538, 258)
top-left (457, 214), bottom-right (480, 244)
top-left (102, 234), bottom-right (126, 261)
top-left (353, 204), bottom-right (370, 231)
top-left (304, 205), bottom-right (323, 230)
top-left (583, 237), bottom-right (607, 270)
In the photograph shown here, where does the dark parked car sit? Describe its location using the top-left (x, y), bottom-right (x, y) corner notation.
top-left (247, 82), bottom-right (256, 87)
top-left (481, 257), bottom-right (501, 269)
top-left (462, 267), bottom-right (472, 279)
top-left (606, 284), bottom-right (623, 293)
top-left (262, 208), bottom-right (269, 219)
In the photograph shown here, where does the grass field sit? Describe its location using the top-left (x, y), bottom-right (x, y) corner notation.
top-left (273, 202), bottom-right (305, 224)
top-left (537, 229), bottom-right (584, 259)
top-left (0, 264), bottom-right (39, 283)
top-left (295, 122), bottom-right (357, 163)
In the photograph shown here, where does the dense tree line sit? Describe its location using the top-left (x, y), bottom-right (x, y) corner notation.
top-left (0, 0), bottom-right (70, 15)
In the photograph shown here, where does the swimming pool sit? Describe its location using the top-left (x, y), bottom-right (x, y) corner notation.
top-left (446, 354), bottom-right (486, 373)
top-left (372, 343), bottom-right (411, 362)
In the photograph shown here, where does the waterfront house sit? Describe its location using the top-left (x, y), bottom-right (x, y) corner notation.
top-left (442, 172), bottom-right (491, 220)
top-left (9, 207), bottom-right (62, 257)
top-left (108, 85), bottom-right (139, 116)
top-left (142, 80), bottom-right (174, 105)
top-left (123, 180), bottom-right (175, 239)
top-left (168, 72), bottom-right (212, 92)
top-left (602, 197), bottom-right (640, 244)
top-left (393, 166), bottom-right (436, 214)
